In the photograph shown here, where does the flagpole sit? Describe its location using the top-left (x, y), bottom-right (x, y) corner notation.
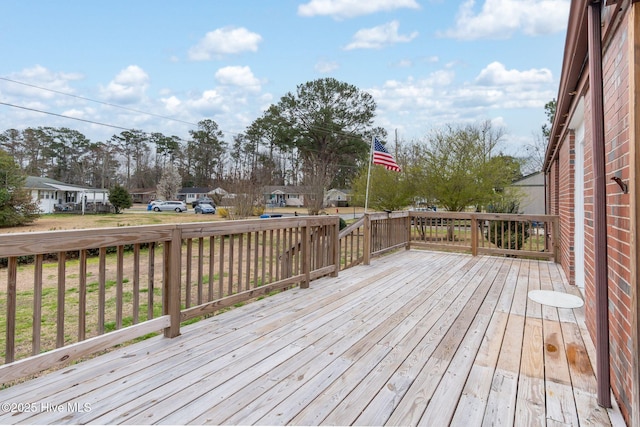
top-left (364, 136), bottom-right (374, 213)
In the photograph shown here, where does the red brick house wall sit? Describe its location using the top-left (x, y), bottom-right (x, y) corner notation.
top-left (582, 93), bottom-right (597, 361)
top-left (545, 1), bottom-right (637, 423)
top-left (601, 10), bottom-right (633, 417)
top-left (556, 131), bottom-right (575, 284)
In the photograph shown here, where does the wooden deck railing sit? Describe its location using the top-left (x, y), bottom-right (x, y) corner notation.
top-left (0, 216), bottom-right (339, 383)
top-left (409, 211), bottom-right (559, 261)
top-left (0, 210), bottom-right (558, 383)
top-left (338, 217), bottom-right (365, 270)
top-left (337, 211), bottom-right (558, 266)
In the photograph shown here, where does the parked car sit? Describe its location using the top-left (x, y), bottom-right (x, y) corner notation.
top-left (192, 197), bottom-right (213, 208)
top-left (192, 197), bottom-right (214, 208)
top-left (152, 201), bottom-right (187, 212)
top-left (194, 203), bottom-right (216, 214)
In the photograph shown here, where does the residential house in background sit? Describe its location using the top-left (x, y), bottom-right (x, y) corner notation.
top-left (324, 188), bottom-right (351, 207)
top-left (544, 0), bottom-right (639, 423)
top-left (211, 187), bottom-right (229, 198)
top-left (25, 176), bottom-right (110, 214)
top-left (177, 187), bottom-right (211, 205)
top-left (510, 171), bottom-right (545, 215)
top-left (263, 186), bottom-right (309, 207)
top-left (128, 188), bottom-right (157, 204)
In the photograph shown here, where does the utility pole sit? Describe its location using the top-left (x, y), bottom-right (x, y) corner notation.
top-left (395, 129), bottom-right (398, 155)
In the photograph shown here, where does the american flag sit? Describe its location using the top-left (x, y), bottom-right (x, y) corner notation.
top-left (372, 137), bottom-right (401, 172)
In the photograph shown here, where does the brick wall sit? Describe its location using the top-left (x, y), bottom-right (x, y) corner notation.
top-left (548, 6), bottom-right (633, 423)
top-left (582, 92), bottom-right (597, 361)
top-left (601, 11), bottom-right (632, 419)
top-left (554, 132), bottom-right (575, 284)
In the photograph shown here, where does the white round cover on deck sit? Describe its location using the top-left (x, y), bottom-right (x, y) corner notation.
top-left (528, 290), bottom-right (584, 308)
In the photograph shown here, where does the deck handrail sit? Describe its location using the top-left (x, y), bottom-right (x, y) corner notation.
top-left (0, 210), bottom-right (558, 383)
top-left (337, 216), bottom-right (365, 270)
top-left (336, 211), bottom-right (559, 265)
top-left (408, 211), bottom-right (559, 261)
top-left (0, 216), bottom-right (340, 383)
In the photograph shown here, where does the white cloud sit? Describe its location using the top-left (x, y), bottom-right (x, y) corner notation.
top-left (475, 62), bottom-right (552, 85)
top-left (344, 21), bottom-right (418, 50)
top-left (60, 108), bottom-right (95, 121)
top-left (186, 89), bottom-right (229, 116)
top-left (298, 0), bottom-right (420, 19)
top-left (393, 59), bottom-right (414, 68)
top-left (3, 65), bottom-right (83, 100)
top-left (315, 59), bottom-right (339, 73)
top-left (214, 66), bottom-right (261, 91)
top-left (368, 62), bottom-right (555, 138)
top-left (100, 65), bottom-right (149, 104)
top-left (188, 27), bottom-right (262, 60)
top-left (441, 0), bottom-right (569, 40)
top-left (161, 95), bottom-right (182, 114)
top-left (368, 71), bottom-right (455, 112)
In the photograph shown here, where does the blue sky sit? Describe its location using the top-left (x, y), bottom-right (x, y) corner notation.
top-left (0, 0), bottom-right (568, 155)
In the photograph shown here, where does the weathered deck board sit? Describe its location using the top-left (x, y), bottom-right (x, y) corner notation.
top-left (449, 259), bottom-right (518, 426)
top-left (0, 250), bottom-right (618, 426)
top-left (514, 260), bottom-right (546, 426)
top-left (481, 259), bottom-right (530, 426)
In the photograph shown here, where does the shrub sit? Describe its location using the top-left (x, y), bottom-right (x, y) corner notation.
top-left (108, 184), bottom-right (132, 214)
top-left (485, 196), bottom-right (529, 250)
top-left (217, 207), bottom-right (229, 218)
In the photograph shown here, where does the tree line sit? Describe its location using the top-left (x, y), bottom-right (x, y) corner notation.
top-left (1, 78), bottom-right (378, 195)
top-left (1, 77), bottom-right (552, 225)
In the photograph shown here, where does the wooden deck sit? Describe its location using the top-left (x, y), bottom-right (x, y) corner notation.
top-left (0, 250), bottom-right (617, 425)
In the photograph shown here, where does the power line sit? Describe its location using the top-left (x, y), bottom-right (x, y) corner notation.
top-left (0, 101), bottom-right (208, 148)
top-left (0, 78), bottom-right (250, 139)
top-left (0, 101), bottom-right (380, 172)
top-left (0, 83), bottom-right (389, 163)
top-left (0, 75), bottom-right (383, 143)
top-left (0, 98), bottom-right (380, 149)
top-left (0, 101), bottom-right (133, 132)
top-left (0, 76), bottom-right (199, 127)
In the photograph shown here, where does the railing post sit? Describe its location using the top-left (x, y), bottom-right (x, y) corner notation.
top-left (332, 219), bottom-right (340, 277)
top-left (301, 225), bottom-right (311, 288)
top-left (552, 216), bottom-right (560, 263)
top-left (406, 213), bottom-right (412, 250)
top-left (6, 257), bottom-right (17, 363)
top-left (164, 227), bottom-right (182, 338)
top-left (363, 214), bottom-right (371, 265)
top-left (471, 215), bottom-right (478, 256)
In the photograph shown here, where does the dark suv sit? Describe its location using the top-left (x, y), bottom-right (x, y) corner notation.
top-left (192, 197), bottom-right (214, 208)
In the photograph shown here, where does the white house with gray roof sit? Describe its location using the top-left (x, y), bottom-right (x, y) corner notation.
top-left (25, 176), bottom-right (110, 214)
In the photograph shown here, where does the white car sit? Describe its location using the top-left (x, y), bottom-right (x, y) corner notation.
top-left (152, 201), bottom-right (188, 212)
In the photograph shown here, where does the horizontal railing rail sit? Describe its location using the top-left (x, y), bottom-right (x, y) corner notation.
top-left (409, 211), bottom-right (559, 261)
top-left (0, 216), bottom-right (339, 383)
top-left (0, 210), bottom-right (558, 384)
top-left (363, 212), bottom-right (411, 265)
top-left (337, 211), bottom-right (558, 268)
